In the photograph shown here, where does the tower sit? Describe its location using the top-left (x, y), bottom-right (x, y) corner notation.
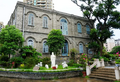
top-left (23, 0), bottom-right (53, 9)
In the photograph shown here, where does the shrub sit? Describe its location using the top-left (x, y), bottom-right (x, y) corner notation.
top-left (0, 55), bottom-right (9, 62)
top-left (41, 57), bottom-right (51, 67)
top-left (9, 57), bottom-right (24, 68)
top-left (24, 57), bottom-right (41, 69)
top-left (70, 48), bottom-right (78, 60)
top-left (68, 59), bottom-right (75, 66)
top-left (20, 46), bottom-right (42, 59)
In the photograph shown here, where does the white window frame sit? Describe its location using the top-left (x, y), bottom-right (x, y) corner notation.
top-left (86, 25), bottom-right (90, 34)
top-left (27, 39), bottom-right (34, 47)
top-left (60, 18), bottom-right (68, 35)
top-left (43, 16), bottom-right (48, 28)
top-left (43, 41), bottom-right (49, 53)
top-left (77, 23), bottom-right (82, 33)
top-left (28, 13), bottom-right (34, 26)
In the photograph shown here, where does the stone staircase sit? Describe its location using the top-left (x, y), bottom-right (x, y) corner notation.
top-left (89, 68), bottom-right (116, 81)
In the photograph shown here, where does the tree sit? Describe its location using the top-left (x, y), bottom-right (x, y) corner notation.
top-left (20, 46), bottom-right (42, 59)
top-left (0, 25), bottom-right (24, 58)
top-left (46, 29), bottom-right (65, 54)
top-left (110, 46), bottom-right (120, 54)
top-left (71, 0), bottom-right (120, 56)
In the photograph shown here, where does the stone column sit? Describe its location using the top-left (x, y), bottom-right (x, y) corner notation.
top-left (86, 65), bottom-right (91, 75)
top-left (96, 59), bottom-right (100, 68)
top-left (101, 59), bottom-right (105, 67)
top-left (115, 66), bottom-right (120, 80)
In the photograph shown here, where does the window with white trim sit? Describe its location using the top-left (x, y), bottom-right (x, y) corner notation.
top-left (86, 25), bottom-right (90, 34)
top-left (43, 16), bottom-right (48, 28)
top-left (77, 23), bottom-right (82, 33)
top-left (27, 39), bottom-right (34, 47)
top-left (28, 13), bottom-right (34, 26)
top-left (43, 41), bottom-right (49, 53)
top-left (79, 43), bottom-right (84, 53)
top-left (60, 19), bottom-right (68, 35)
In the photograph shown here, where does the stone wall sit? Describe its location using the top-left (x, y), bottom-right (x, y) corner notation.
top-left (0, 70), bottom-right (82, 80)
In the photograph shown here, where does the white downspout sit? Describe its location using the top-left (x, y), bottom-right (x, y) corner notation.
top-left (22, 6), bottom-right (25, 37)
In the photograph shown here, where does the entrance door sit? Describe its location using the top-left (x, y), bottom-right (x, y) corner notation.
top-left (62, 41), bottom-right (68, 56)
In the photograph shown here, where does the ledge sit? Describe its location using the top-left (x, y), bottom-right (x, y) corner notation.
top-left (0, 69), bottom-right (82, 80)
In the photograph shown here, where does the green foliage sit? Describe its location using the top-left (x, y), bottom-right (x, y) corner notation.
top-left (23, 57), bottom-right (41, 69)
top-left (41, 57), bottom-right (51, 67)
top-left (110, 46), bottom-right (120, 54)
top-left (0, 54), bottom-right (9, 62)
top-left (88, 41), bottom-right (100, 54)
top-left (0, 54), bottom-right (9, 67)
top-left (85, 75), bottom-right (90, 78)
top-left (0, 25), bottom-right (24, 57)
top-left (9, 57), bottom-right (24, 68)
top-left (68, 60), bottom-right (75, 66)
top-left (46, 29), bottom-right (65, 54)
top-left (100, 56), bottom-right (109, 62)
top-left (79, 53), bottom-right (88, 69)
top-left (70, 48), bottom-right (78, 60)
top-left (20, 46), bottom-right (42, 59)
top-left (72, 0), bottom-right (120, 56)
top-left (115, 59), bottom-right (120, 64)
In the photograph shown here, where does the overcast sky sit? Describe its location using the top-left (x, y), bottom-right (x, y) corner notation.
top-left (0, 0), bottom-right (119, 39)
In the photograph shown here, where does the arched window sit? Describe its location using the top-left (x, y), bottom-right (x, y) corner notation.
top-left (79, 43), bottom-right (83, 53)
top-left (43, 16), bottom-right (48, 28)
top-left (60, 19), bottom-right (68, 35)
top-left (28, 13), bottom-right (34, 26)
top-left (27, 39), bottom-right (34, 47)
top-left (86, 25), bottom-right (90, 34)
top-left (43, 41), bottom-right (49, 53)
top-left (77, 23), bottom-right (82, 33)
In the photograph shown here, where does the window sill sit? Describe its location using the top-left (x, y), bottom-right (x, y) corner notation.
top-left (43, 27), bottom-right (48, 29)
top-left (28, 25), bottom-right (34, 27)
top-left (58, 55), bottom-right (69, 57)
top-left (78, 32), bottom-right (82, 34)
top-left (42, 52), bottom-right (49, 54)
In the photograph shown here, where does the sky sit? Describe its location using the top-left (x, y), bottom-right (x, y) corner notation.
top-left (0, 0), bottom-right (120, 39)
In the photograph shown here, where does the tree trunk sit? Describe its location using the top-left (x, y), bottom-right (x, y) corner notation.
top-left (9, 54), bottom-right (10, 59)
top-left (100, 42), bottom-right (103, 56)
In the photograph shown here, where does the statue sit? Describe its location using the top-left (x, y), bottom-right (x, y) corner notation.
top-left (45, 64), bottom-right (49, 69)
top-left (50, 52), bottom-right (56, 68)
top-left (62, 61), bottom-right (68, 68)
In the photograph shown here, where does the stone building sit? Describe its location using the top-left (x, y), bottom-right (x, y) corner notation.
top-left (8, 1), bottom-right (94, 59)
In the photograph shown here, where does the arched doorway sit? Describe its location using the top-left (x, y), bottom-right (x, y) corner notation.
top-left (62, 40), bottom-right (68, 56)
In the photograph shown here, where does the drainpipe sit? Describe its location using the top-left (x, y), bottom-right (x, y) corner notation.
top-left (22, 6), bottom-right (25, 37)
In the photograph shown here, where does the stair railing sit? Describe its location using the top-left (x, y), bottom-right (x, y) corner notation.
top-left (115, 66), bottom-right (120, 80)
top-left (86, 59), bottom-right (105, 76)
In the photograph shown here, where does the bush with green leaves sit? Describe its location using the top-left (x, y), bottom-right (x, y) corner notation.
top-left (20, 46), bottom-right (42, 59)
top-left (9, 57), bottom-right (24, 68)
top-left (0, 25), bottom-right (24, 58)
top-left (110, 46), bottom-right (120, 54)
top-left (70, 48), bottom-right (78, 60)
top-left (41, 57), bottom-right (51, 67)
top-left (0, 54), bottom-right (9, 62)
top-left (46, 29), bottom-right (65, 54)
top-left (0, 54), bottom-right (9, 67)
top-left (23, 57), bottom-right (41, 69)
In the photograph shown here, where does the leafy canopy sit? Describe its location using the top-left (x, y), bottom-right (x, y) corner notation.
top-left (0, 25), bottom-right (24, 56)
top-left (46, 29), bottom-right (65, 54)
top-left (72, 0), bottom-right (120, 55)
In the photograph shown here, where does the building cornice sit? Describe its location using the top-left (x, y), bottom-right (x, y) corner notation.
top-left (16, 1), bottom-right (91, 22)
